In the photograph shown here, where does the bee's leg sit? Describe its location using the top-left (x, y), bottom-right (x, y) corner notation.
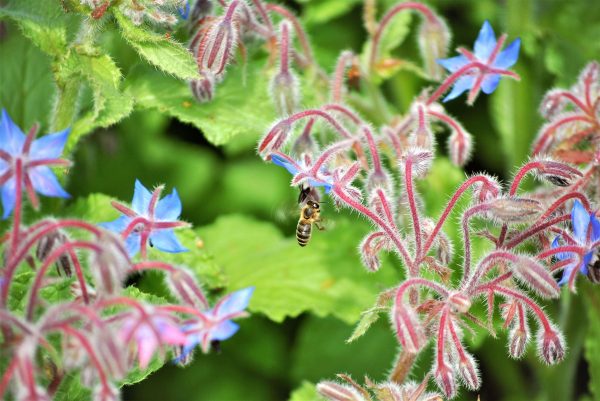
top-left (315, 220), bottom-right (325, 231)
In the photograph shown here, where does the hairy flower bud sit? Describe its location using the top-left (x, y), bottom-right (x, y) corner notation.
top-left (400, 147), bottom-right (433, 178)
top-left (190, 72), bottom-right (215, 102)
top-left (534, 158), bottom-right (583, 187)
top-left (359, 231), bottom-right (389, 272)
top-left (257, 121), bottom-right (292, 158)
top-left (36, 228), bottom-right (73, 277)
top-left (539, 89), bottom-right (568, 119)
top-left (433, 363), bottom-right (457, 399)
top-left (197, 1), bottom-right (240, 76)
top-left (536, 326), bottom-right (566, 365)
top-left (512, 257), bottom-right (560, 299)
top-left (166, 266), bottom-right (209, 310)
top-left (270, 21), bottom-right (300, 116)
top-left (448, 292), bottom-right (471, 314)
top-left (391, 303), bottom-right (425, 353)
top-left (487, 197), bottom-right (542, 224)
top-left (317, 381), bottom-right (367, 401)
top-left (508, 321), bottom-right (530, 359)
top-left (448, 130), bottom-right (473, 167)
top-left (458, 352), bottom-right (481, 391)
top-left (471, 174), bottom-right (501, 203)
top-left (418, 18), bottom-right (450, 81)
top-left (89, 231), bottom-right (130, 295)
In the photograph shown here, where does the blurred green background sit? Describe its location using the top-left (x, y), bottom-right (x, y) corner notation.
top-left (2, 0), bottom-right (600, 400)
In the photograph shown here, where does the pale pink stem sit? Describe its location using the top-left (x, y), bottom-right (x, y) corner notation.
top-left (404, 158), bottom-right (422, 262)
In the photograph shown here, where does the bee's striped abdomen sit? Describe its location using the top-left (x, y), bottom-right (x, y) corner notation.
top-left (296, 222), bottom-right (312, 247)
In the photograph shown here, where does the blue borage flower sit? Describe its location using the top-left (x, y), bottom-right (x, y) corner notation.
top-left (177, 0), bottom-right (190, 19)
top-left (271, 153), bottom-right (333, 193)
top-left (0, 109), bottom-right (70, 219)
top-left (437, 20), bottom-right (521, 102)
top-left (100, 180), bottom-right (189, 257)
top-left (176, 287), bottom-right (254, 361)
top-left (552, 200), bottom-right (600, 285)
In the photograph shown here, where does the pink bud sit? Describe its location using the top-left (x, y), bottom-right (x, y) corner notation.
top-left (400, 147), bottom-right (433, 178)
top-left (539, 89), bottom-right (567, 119)
top-left (508, 323), bottom-right (530, 359)
top-left (536, 326), bottom-right (566, 365)
top-left (487, 197), bottom-right (542, 224)
top-left (417, 18), bottom-right (450, 81)
top-left (359, 231), bottom-right (389, 272)
top-left (270, 21), bottom-right (300, 116)
top-left (433, 363), bottom-right (457, 399)
top-left (190, 72), bottom-right (215, 102)
top-left (512, 257), bottom-right (560, 299)
top-left (391, 303), bottom-right (425, 353)
top-left (36, 226), bottom-right (73, 277)
top-left (448, 130), bottom-right (473, 167)
top-left (257, 121), bottom-right (292, 158)
top-left (534, 158), bottom-right (583, 187)
top-left (448, 292), bottom-right (471, 314)
top-left (166, 266), bottom-right (209, 310)
top-left (458, 353), bottom-right (480, 391)
top-left (196, 1), bottom-right (240, 76)
top-left (317, 381), bottom-right (367, 401)
top-left (471, 174), bottom-right (501, 203)
top-left (90, 231), bottom-right (130, 295)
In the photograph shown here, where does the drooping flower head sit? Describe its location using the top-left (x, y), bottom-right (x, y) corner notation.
top-left (271, 153), bottom-right (333, 193)
top-left (437, 21), bottom-right (521, 103)
top-left (552, 200), bottom-right (600, 285)
top-left (177, 287), bottom-right (254, 360)
top-left (0, 110), bottom-right (71, 219)
top-left (100, 180), bottom-right (189, 258)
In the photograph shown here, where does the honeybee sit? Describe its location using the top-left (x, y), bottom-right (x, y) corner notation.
top-left (588, 249), bottom-right (600, 284)
top-left (297, 200), bottom-right (324, 247)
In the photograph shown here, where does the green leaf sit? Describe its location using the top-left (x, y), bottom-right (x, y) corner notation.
top-left (0, 28), bottom-right (55, 129)
top-left (0, 0), bottom-right (69, 56)
top-left (346, 306), bottom-right (386, 343)
top-left (289, 382), bottom-right (325, 401)
top-left (66, 51), bottom-right (134, 152)
top-left (114, 9), bottom-right (199, 80)
top-left (197, 214), bottom-right (400, 324)
top-left (126, 59), bottom-right (276, 146)
top-left (303, 0), bottom-right (362, 26)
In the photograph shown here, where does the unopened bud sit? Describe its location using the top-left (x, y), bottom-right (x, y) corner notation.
top-left (508, 323), bottom-right (530, 359)
top-left (317, 381), bottom-right (366, 401)
top-left (539, 89), bottom-right (567, 119)
top-left (89, 231), bottom-right (130, 295)
top-left (418, 18), bottom-right (450, 81)
top-left (391, 303), bottom-right (425, 353)
top-left (535, 158), bottom-right (582, 187)
top-left (257, 121), bottom-right (292, 158)
top-left (448, 292), bottom-right (471, 314)
top-left (576, 61), bottom-right (599, 96)
top-left (292, 120), bottom-right (318, 156)
top-left (448, 130), bottom-right (473, 167)
top-left (433, 363), bottom-right (457, 399)
top-left (366, 167), bottom-right (393, 195)
top-left (359, 231), bottom-right (389, 272)
top-left (36, 228), bottom-right (73, 277)
top-left (196, 1), bottom-right (240, 76)
top-left (536, 327), bottom-right (565, 365)
top-left (190, 72), bottom-right (215, 102)
top-left (458, 352), bottom-right (480, 391)
top-left (487, 197), bottom-right (542, 224)
top-left (270, 21), bottom-right (300, 116)
top-left (471, 174), bottom-right (501, 203)
top-left (167, 266), bottom-right (209, 310)
top-left (512, 257), bottom-right (560, 299)
top-left (400, 147), bottom-right (433, 178)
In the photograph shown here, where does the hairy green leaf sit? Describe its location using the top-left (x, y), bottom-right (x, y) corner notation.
top-left (114, 9), bottom-right (199, 80)
top-left (289, 382), bottom-right (324, 401)
top-left (197, 214), bottom-right (400, 323)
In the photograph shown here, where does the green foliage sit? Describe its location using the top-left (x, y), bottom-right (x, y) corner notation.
top-left (289, 382), bottom-right (325, 401)
top-left (584, 285), bottom-right (600, 401)
top-left (113, 9), bottom-right (199, 81)
top-left (197, 214), bottom-right (401, 323)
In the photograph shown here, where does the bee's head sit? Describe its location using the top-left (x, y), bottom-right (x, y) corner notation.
top-left (308, 201), bottom-right (319, 209)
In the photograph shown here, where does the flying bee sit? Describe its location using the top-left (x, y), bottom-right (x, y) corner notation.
top-left (296, 200), bottom-right (324, 247)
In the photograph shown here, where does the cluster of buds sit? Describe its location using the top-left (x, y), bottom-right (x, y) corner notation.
top-left (0, 111), bottom-right (252, 401)
top-left (78, 0), bottom-right (187, 23)
top-left (186, 0), bottom-right (316, 105)
top-left (255, 3), bottom-right (599, 399)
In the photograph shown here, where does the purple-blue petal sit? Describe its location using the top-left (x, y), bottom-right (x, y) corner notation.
top-left (216, 287), bottom-right (254, 318)
top-left (494, 38), bottom-right (521, 69)
top-left (436, 55), bottom-right (469, 73)
top-left (210, 320), bottom-right (239, 341)
top-left (1, 177), bottom-right (17, 219)
top-left (271, 154), bottom-right (299, 176)
top-left (124, 234), bottom-right (141, 257)
top-left (0, 109), bottom-right (26, 155)
top-left (155, 188), bottom-right (182, 221)
top-left (99, 215), bottom-right (131, 234)
top-left (28, 167), bottom-right (70, 198)
top-left (149, 229), bottom-right (188, 253)
top-left (443, 76), bottom-right (475, 102)
top-left (481, 74), bottom-right (501, 94)
top-left (178, 1), bottom-right (190, 19)
top-left (473, 20), bottom-right (497, 61)
top-left (571, 200), bottom-right (590, 244)
top-left (174, 333), bottom-right (200, 363)
top-left (30, 128), bottom-right (70, 160)
top-left (132, 179), bottom-right (152, 215)
top-left (551, 236), bottom-right (568, 261)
